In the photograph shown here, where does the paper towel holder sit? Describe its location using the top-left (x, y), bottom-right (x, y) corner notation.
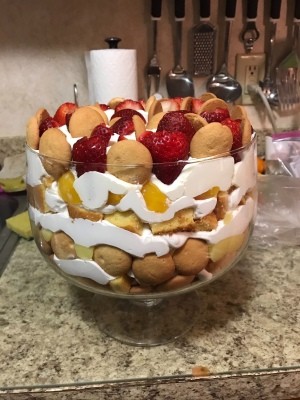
top-left (105, 37), bottom-right (122, 49)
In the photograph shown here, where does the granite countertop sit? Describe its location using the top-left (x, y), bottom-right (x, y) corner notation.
top-left (0, 237), bottom-right (299, 399)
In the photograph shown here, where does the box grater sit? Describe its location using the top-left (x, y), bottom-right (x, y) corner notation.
top-left (193, 0), bottom-right (216, 76)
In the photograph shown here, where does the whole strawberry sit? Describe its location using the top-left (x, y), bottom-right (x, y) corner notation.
top-left (200, 107), bottom-right (229, 123)
top-left (39, 117), bottom-right (59, 137)
top-left (72, 135), bottom-right (108, 176)
top-left (139, 130), bottom-right (189, 184)
top-left (157, 111), bottom-right (195, 142)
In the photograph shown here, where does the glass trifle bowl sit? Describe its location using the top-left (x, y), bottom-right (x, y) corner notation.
top-left (26, 95), bottom-right (257, 346)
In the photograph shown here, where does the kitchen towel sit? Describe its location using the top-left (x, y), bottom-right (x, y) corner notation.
top-left (85, 49), bottom-right (138, 104)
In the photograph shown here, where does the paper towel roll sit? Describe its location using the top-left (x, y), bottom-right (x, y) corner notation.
top-left (85, 49), bottom-right (138, 104)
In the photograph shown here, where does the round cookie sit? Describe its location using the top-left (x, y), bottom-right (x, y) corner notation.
top-left (51, 231), bottom-right (76, 259)
top-left (230, 105), bottom-right (253, 146)
top-left (88, 105), bottom-right (109, 125)
top-left (132, 253), bottom-right (175, 286)
top-left (93, 244), bottom-right (132, 276)
top-left (230, 104), bottom-right (247, 120)
top-left (108, 97), bottom-right (124, 109)
top-left (146, 111), bottom-right (166, 130)
top-left (35, 108), bottom-right (50, 125)
top-left (198, 98), bottom-right (229, 114)
top-left (180, 96), bottom-right (193, 111)
top-left (147, 97), bottom-right (163, 122)
top-left (133, 115), bottom-right (146, 139)
top-left (190, 122), bottom-right (233, 158)
top-left (173, 238), bottom-right (209, 275)
top-left (241, 116), bottom-right (253, 145)
top-left (26, 116), bottom-right (40, 150)
top-left (199, 92), bottom-right (217, 101)
top-left (68, 106), bottom-right (106, 138)
top-left (185, 113), bottom-right (207, 132)
top-left (107, 140), bottom-right (153, 184)
top-left (145, 95), bottom-right (156, 111)
top-left (109, 116), bottom-right (121, 127)
top-left (39, 128), bottom-right (71, 179)
top-left (26, 108), bottom-right (50, 150)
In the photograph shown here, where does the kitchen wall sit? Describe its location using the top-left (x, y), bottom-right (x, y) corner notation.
top-left (0, 0), bottom-right (298, 138)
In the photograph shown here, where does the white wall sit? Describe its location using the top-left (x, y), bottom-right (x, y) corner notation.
top-left (0, 0), bottom-right (297, 137)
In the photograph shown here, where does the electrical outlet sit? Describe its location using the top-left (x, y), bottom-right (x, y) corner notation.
top-left (235, 54), bottom-right (266, 105)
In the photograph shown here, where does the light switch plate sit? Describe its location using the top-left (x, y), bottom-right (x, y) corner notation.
top-left (235, 53), bottom-right (266, 105)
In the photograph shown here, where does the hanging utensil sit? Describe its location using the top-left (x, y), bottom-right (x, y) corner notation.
top-left (276, 0), bottom-right (300, 70)
top-left (241, 0), bottom-right (260, 53)
top-left (146, 0), bottom-right (162, 97)
top-left (192, 0), bottom-right (216, 76)
top-left (259, 0), bottom-right (282, 107)
top-left (73, 83), bottom-right (79, 106)
top-left (206, 0), bottom-right (242, 103)
top-left (276, 0), bottom-right (300, 108)
top-left (166, 0), bottom-right (194, 98)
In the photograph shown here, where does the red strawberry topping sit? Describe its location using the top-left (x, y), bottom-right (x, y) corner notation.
top-left (111, 108), bottom-right (146, 123)
top-left (115, 100), bottom-right (144, 112)
top-left (98, 103), bottom-right (111, 111)
top-left (157, 111), bottom-right (195, 142)
top-left (53, 102), bottom-right (78, 126)
top-left (200, 107), bottom-right (230, 123)
top-left (39, 117), bottom-right (59, 137)
top-left (139, 130), bottom-right (189, 184)
top-left (159, 99), bottom-right (180, 112)
top-left (191, 98), bottom-right (205, 114)
top-left (221, 118), bottom-right (242, 151)
top-left (72, 135), bottom-right (108, 176)
top-left (91, 124), bottom-right (113, 143)
top-left (112, 116), bottom-right (134, 136)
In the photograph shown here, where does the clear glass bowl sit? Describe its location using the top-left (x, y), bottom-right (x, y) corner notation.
top-left (26, 134), bottom-right (257, 345)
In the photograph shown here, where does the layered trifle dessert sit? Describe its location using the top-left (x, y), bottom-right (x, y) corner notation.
top-left (26, 94), bottom-right (257, 296)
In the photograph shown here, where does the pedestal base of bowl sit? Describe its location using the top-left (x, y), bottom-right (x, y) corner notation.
top-left (92, 291), bottom-right (200, 346)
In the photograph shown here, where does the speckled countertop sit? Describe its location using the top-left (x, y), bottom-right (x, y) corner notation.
top-left (0, 237), bottom-right (299, 399)
top-left (0, 136), bottom-right (299, 399)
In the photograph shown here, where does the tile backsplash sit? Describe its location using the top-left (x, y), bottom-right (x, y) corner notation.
top-left (0, 0), bottom-right (299, 138)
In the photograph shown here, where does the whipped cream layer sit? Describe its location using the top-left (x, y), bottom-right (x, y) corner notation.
top-left (26, 117), bottom-right (257, 287)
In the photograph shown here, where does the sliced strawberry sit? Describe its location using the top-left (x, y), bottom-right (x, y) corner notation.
top-left (139, 99), bottom-right (146, 109)
top-left (139, 130), bottom-right (189, 184)
top-left (53, 102), bottom-right (78, 126)
top-left (91, 124), bottom-right (113, 143)
top-left (191, 98), bottom-right (205, 114)
top-left (65, 112), bottom-right (73, 130)
top-left (39, 117), bottom-right (59, 137)
top-left (221, 118), bottom-right (242, 162)
top-left (159, 99), bottom-right (180, 112)
top-left (111, 116), bottom-right (134, 136)
top-left (115, 99), bottom-right (144, 112)
top-left (111, 108), bottom-right (146, 123)
top-left (98, 103), bottom-right (111, 111)
top-left (72, 135), bottom-right (108, 176)
top-left (200, 107), bottom-right (230, 123)
top-left (157, 111), bottom-right (195, 142)
top-left (118, 135), bottom-right (128, 141)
